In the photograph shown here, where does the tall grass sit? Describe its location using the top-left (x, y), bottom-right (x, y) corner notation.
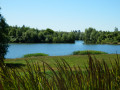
top-left (73, 50), bottom-right (108, 55)
top-left (0, 55), bottom-right (120, 90)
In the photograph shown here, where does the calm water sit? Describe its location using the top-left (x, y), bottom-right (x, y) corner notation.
top-left (6, 41), bottom-right (120, 58)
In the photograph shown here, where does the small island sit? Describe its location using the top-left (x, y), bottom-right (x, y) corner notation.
top-left (73, 50), bottom-right (108, 55)
top-left (23, 53), bottom-right (49, 58)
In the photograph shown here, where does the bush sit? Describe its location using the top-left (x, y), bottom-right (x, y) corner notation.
top-left (23, 53), bottom-right (49, 58)
top-left (73, 50), bottom-right (108, 55)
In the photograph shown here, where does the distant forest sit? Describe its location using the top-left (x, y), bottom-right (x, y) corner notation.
top-left (7, 25), bottom-right (120, 44)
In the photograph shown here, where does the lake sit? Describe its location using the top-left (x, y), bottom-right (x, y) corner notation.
top-left (6, 41), bottom-right (120, 58)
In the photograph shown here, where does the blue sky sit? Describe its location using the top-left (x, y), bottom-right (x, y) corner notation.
top-left (1, 0), bottom-right (120, 32)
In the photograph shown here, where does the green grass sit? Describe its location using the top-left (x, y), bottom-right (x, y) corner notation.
top-left (1, 54), bottom-right (120, 89)
top-left (73, 50), bottom-right (108, 55)
top-left (5, 54), bottom-right (119, 70)
top-left (23, 53), bottom-right (49, 58)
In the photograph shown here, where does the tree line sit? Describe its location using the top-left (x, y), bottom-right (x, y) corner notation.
top-left (84, 27), bottom-right (120, 44)
top-left (8, 25), bottom-right (84, 43)
top-left (8, 26), bottom-right (120, 44)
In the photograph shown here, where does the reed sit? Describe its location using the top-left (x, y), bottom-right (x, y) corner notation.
top-left (0, 55), bottom-right (120, 90)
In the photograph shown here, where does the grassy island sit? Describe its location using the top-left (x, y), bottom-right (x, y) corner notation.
top-left (23, 53), bottom-right (49, 58)
top-left (73, 50), bottom-right (108, 55)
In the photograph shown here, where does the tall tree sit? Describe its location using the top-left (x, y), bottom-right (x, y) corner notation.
top-left (84, 27), bottom-right (97, 43)
top-left (0, 8), bottom-right (9, 64)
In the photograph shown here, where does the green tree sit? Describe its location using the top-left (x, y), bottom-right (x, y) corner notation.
top-left (38, 32), bottom-right (45, 42)
top-left (68, 32), bottom-right (75, 43)
top-left (62, 33), bottom-right (68, 42)
top-left (0, 9), bottom-right (9, 64)
top-left (90, 29), bottom-right (98, 43)
top-left (23, 30), bottom-right (38, 43)
top-left (117, 35), bottom-right (120, 42)
top-left (84, 27), bottom-right (96, 43)
top-left (45, 28), bottom-right (54, 35)
top-left (53, 37), bottom-right (57, 43)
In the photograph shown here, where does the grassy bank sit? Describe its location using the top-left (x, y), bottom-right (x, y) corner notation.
top-left (73, 50), bottom-right (108, 55)
top-left (5, 54), bottom-right (119, 70)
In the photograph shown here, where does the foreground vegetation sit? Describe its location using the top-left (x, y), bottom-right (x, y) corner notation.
top-left (0, 8), bottom-right (9, 64)
top-left (0, 54), bottom-right (120, 90)
top-left (73, 50), bottom-right (108, 55)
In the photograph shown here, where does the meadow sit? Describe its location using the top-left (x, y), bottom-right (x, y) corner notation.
top-left (5, 54), bottom-right (118, 70)
top-left (0, 54), bottom-right (119, 90)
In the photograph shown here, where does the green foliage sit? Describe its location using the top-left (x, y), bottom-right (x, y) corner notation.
top-left (84, 27), bottom-right (120, 44)
top-left (73, 50), bottom-right (108, 55)
top-left (8, 25), bottom-right (120, 44)
top-left (8, 26), bottom-right (83, 43)
top-left (0, 9), bottom-right (9, 63)
top-left (23, 53), bottom-right (49, 58)
top-left (84, 27), bottom-right (99, 43)
top-left (0, 55), bottom-right (120, 89)
top-left (45, 28), bottom-right (54, 35)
